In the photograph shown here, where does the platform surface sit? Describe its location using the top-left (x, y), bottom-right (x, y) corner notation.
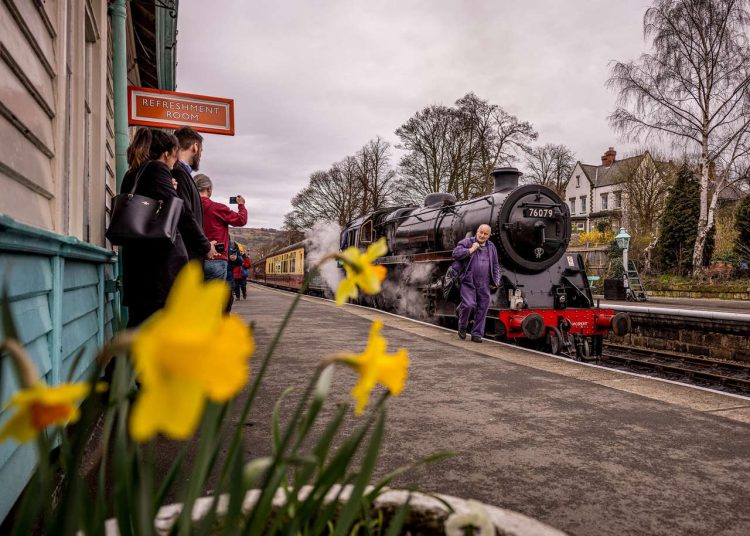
top-left (224, 285), bottom-right (750, 536)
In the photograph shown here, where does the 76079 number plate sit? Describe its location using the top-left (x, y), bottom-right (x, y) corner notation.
top-left (524, 207), bottom-right (554, 218)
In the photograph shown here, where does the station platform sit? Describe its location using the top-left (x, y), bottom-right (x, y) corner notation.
top-left (228, 284), bottom-right (750, 536)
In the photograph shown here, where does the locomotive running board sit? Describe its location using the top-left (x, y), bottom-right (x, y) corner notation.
top-left (375, 252), bottom-right (453, 265)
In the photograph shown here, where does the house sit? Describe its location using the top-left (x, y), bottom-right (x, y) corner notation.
top-left (0, 0), bottom-right (178, 521)
top-left (565, 147), bottom-right (667, 234)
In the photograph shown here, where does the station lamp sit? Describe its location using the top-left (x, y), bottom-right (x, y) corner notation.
top-left (615, 227), bottom-right (631, 273)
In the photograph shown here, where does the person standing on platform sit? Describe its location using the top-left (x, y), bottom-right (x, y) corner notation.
top-left (121, 128), bottom-right (210, 327)
top-left (194, 174), bottom-right (247, 311)
top-left (452, 224), bottom-right (501, 343)
top-left (172, 127), bottom-right (216, 261)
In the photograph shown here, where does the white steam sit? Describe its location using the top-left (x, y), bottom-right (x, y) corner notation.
top-left (381, 262), bottom-right (436, 319)
top-left (305, 220), bottom-right (343, 295)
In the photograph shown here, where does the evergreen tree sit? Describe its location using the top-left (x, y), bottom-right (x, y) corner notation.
top-left (655, 165), bottom-right (700, 274)
top-left (735, 195), bottom-right (750, 260)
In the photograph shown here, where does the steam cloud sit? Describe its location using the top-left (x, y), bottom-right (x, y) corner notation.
top-left (305, 220), bottom-right (343, 296)
top-left (381, 262), bottom-right (436, 319)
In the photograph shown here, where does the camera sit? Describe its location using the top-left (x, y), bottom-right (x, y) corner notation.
top-left (229, 196), bottom-right (238, 204)
top-left (215, 243), bottom-right (225, 254)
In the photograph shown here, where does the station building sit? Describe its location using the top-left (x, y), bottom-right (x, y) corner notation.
top-left (0, 0), bottom-right (178, 521)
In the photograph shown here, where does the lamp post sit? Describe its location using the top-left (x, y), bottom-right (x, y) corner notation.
top-left (615, 227), bottom-right (631, 274)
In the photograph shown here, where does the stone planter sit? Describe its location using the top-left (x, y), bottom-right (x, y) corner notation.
top-left (104, 485), bottom-right (566, 535)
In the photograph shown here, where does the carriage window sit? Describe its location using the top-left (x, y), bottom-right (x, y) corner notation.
top-left (290, 257), bottom-right (295, 272)
top-left (360, 221), bottom-right (374, 244)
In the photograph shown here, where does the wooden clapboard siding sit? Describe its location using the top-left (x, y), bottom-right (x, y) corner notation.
top-left (0, 2), bottom-right (56, 231)
top-left (0, 215), bottom-right (115, 522)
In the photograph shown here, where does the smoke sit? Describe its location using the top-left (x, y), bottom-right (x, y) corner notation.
top-left (305, 220), bottom-right (342, 295)
top-left (381, 262), bottom-right (436, 319)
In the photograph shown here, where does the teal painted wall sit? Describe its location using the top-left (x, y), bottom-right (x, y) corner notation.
top-left (0, 215), bottom-right (116, 522)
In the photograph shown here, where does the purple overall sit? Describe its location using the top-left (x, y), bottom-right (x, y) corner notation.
top-left (452, 237), bottom-right (501, 338)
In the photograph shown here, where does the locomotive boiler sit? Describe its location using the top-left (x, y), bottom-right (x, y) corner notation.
top-left (340, 167), bottom-right (630, 359)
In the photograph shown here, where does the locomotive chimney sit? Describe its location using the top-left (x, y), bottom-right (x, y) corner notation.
top-left (491, 166), bottom-right (521, 193)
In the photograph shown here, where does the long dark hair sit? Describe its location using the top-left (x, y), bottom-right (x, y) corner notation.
top-left (126, 128), bottom-right (152, 169)
top-left (126, 128), bottom-right (179, 170)
top-left (148, 129), bottom-right (179, 161)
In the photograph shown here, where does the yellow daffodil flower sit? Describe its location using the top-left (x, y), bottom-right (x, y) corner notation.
top-left (338, 320), bottom-right (409, 415)
top-left (335, 238), bottom-right (388, 306)
top-left (0, 382), bottom-right (90, 443)
top-left (129, 261), bottom-right (255, 442)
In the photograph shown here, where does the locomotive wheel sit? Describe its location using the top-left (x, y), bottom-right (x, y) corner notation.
top-left (575, 338), bottom-right (591, 361)
top-left (546, 326), bottom-right (562, 355)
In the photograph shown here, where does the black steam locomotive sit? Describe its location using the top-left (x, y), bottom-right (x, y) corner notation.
top-left (339, 167), bottom-right (629, 359)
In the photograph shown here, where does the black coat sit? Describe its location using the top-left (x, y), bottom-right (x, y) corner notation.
top-left (172, 163), bottom-right (210, 260)
top-left (121, 161), bottom-right (205, 315)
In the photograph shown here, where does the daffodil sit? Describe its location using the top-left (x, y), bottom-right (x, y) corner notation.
top-left (335, 237), bottom-right (388, 306)
top-left (0, 382), bottom-right (90, 443)
top-left (337, 320), bottom-right (409, 415)
top-left (129, 261), bottom-right (255, 442)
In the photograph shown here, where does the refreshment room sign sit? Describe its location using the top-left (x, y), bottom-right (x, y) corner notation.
top-left (128, 86), bottom-right (235, 135)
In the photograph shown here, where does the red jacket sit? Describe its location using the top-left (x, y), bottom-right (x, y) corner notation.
top-left (200, 197), bottom-right (248, 260)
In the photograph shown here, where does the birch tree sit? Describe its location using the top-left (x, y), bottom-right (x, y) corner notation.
top-left (608, 0), bottom-right (750, 274)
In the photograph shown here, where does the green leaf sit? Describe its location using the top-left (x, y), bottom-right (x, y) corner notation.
top-left (272, 386), bottom-right (295, 455)
top-left (334, 408), bottom-right (386, 536)
top-left (154, 443), bottom-right (189, 509)
top-left (366, 450), bottom-right (455, 502)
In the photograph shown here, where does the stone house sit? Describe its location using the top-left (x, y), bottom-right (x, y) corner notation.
top-left (565, 147), bottom-right (666, 234)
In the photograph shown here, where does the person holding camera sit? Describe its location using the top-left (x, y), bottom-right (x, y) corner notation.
top-left (194, 173), bottom-right (248, 284)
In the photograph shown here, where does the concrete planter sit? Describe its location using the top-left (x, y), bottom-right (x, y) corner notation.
top-left (104, 485), bottom-right (566, 535)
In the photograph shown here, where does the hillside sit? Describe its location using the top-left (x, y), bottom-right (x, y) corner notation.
top-left (230, 228), bottom-right (302, 261)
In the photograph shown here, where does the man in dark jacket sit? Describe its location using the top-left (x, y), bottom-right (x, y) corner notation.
top-left (451, 224), bottom-right (501, 342)
top-left (172, 127), bottom-right (215, 260)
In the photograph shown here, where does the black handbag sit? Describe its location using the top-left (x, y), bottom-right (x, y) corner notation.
top-left (442, 266), bottom-right (461, 301)
top-left (106, 162), bottom-right (184, 245)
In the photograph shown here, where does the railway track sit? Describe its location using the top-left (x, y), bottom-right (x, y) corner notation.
top-left (600, 342), bottom-right (750, 395)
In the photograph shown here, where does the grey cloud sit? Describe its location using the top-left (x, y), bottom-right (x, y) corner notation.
top-left (177, 0), bottom-right (652, 227)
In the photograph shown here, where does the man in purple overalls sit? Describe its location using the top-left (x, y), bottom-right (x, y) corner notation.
top-left (451, 224), bottom-right (501, 342)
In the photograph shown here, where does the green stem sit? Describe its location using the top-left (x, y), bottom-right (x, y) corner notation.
top-left (218, 261), bottom-right (329, 485)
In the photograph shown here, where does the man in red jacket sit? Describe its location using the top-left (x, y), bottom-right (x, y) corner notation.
top-left (194, 173), bottom-right (248, 283)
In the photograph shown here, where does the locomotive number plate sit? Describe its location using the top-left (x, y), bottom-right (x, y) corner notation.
top-left (524, 208), bottom-right (554, 218)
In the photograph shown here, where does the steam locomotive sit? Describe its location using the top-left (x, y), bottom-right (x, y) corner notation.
top-left (252, 167), bottom-right (629, 359)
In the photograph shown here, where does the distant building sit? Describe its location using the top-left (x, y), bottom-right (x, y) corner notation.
top-left (0, 1), bottom-right (177, 522)
top-left (565, 147), bottom-right (667, 234)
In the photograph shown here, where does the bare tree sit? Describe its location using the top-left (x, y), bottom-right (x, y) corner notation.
top-left (395, 93), bottom-right (537, 204)
top-left (608, 0), bottom-right (750, 274)
top-left (356, 137), bottom-right (397, 211)
top-left (283, 161), bottom-right (363, 231)
top-left (523, 144), bottom-right (576, 197)
top-left (394, 104), bottom-right (455, 203)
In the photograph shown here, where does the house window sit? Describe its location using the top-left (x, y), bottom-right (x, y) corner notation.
top-left (577, 223), bottom-right (585, 231)
top-left (614, 191), bottom-right (622, 209)
top-left (569, 198), bottom-right (576, 213)
top-left (576, 175), bottom-right (580, 188)
top-left (580, 196), bottom-right (587, 212)
top-left (600, 193), bottom-right (608, 210)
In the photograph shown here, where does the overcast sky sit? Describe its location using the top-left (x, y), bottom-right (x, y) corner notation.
top-left (176, 0), bottom-right (654, 229)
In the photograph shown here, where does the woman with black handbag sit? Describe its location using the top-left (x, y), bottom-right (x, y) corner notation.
top-left (120, 128), bottom-right (210, 327)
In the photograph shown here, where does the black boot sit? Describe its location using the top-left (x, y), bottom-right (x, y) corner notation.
top-left (471, 335), bottom-right (483, 343)
top-left (458, 327), bottom-right (467, 340)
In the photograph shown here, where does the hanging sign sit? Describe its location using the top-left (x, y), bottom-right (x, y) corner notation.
top-left (127, 86), bottom-right (235, 135)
